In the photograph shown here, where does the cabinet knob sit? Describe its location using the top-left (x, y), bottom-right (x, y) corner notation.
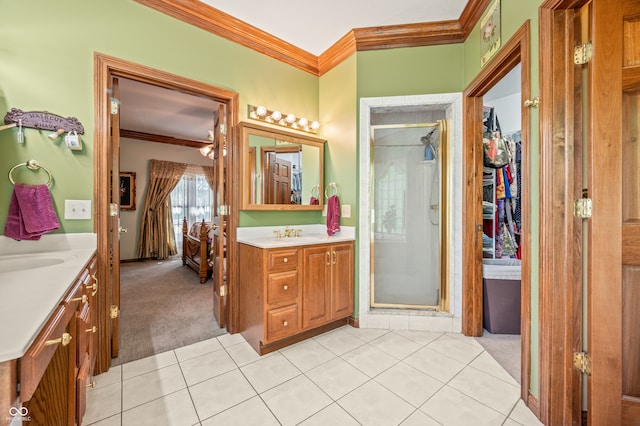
top-left (89, 274), bottom-right (98, 296)
top-left (45, 332), bottom-right (72, 347)
top-left (86, 326), bottom-right (97, 334)
top-left (283, 321), bottom-right (289, 327)
top-left (283, 285), bottom-right (288, 290)
top-left (71, 294), bottom-right (88, 304)
top-left (283, 257), bottom-right (288, 263)
top-left (87, 380), bottom-right (96, 388)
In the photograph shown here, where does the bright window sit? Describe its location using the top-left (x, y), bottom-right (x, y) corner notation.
top-left (170, 174), bottom-right (213, 253)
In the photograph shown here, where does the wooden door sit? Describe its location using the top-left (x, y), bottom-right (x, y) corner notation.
top-left (302, 246), bottom-right (331, 328)
top-left (330, 243), bottom-right (354, 319)
top-left (213, 104), bottom-right (227, 328)
top-left (109, 77), bottom-right (121, 358)
top-left (265, 153), bottom-right (291, 204)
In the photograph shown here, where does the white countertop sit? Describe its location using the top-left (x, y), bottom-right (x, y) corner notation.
top-left (0, 233), bottom-right (97, 362)
top-left (237, 225), bottom-right (355, 249)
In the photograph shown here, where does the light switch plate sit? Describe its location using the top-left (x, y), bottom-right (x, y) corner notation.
top-left (341, 204), bottom-right (351, 218)
top-left (322, 205), bottom-right (327, 216)
top-left (65, 200), bottom-right (92, 220)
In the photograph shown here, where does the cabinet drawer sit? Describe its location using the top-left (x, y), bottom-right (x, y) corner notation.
top-left (20, 304), bottom-right (70, 402)
top-left (267, 249), bottom-right (298, 270)
top-left (266, 270), bottom-right (299, 306)
top-left (265, 304), bottom-right (299, 342)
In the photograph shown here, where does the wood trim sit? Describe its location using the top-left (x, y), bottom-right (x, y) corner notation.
top-left (93, 52), bottom-right (240, 372)
top-left (348, 316), bottom-right (359, 328)
top-left (462, 18), bottom-right (532, 410)
top-left (119, 129), bottom-right (208, 148)
top-left (135, 0), bottom-right (501, 76)
top-left (623, 65), bottom-right (640, 91)
top-left (528, 392), bottom-right (542, 419)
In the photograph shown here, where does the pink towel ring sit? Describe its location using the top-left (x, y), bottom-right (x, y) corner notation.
top-left (8, 159), bottom-right (53, 187)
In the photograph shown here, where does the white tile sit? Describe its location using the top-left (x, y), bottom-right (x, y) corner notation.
top-left (400, 410), bottom-right (442, 426)
top-left (86, 414), bottom-right (121, 426)
top-left (306, 357), bottom-right (369, 399)
top-left (280, 339), bottom-right (336, 372)
top-left (448, 367), bottom-right (520, 415)
top-left (370, 332), bottom-right (422, 360)
top-left (446, 331), bottom-right (484, 349)
top-left (404, 347), bottom-right (466, 383)
top-left (180, 348), bottom-right (237, 386)
top-left (85, 382), bottom-right (121, 425)
top-left (93, 365), bottom-right (121, 389)
top-left (408, 316), bottom-right (429, 331)
top-left (189, 369), bottom-right (257, 420)
top-left (338, 380), bottom-right (415, 426)
top-left (122, 364), bottom-right (186, 411)
top-left (504, 419), bottom-right (522, 426)
top-left (509, 399), bottom-right (544, 426)
top-left (261, 375), bottom-right (332, 426)
top-left (426, 335), bottom-right (484, 364)
top-left (357, 313), bottom-right (368, 328)
top-left (341, 344), bottom-right (398, 377)
top-left (470, 351), bottom-right (519, 386)
top-left (389, 315), bottom-right (410, 330)
top-left (175, 337), bottom-right (223, 363)
top-left (298, 403), bottom-right (360, 426)
top-left (375, 362), bottom-right (444, 407)
top-left (452, 317), bottom-right (462, 333)
top-left (429, 316), bottom-right (453, 332)
top-left (366, 314), bottom-right (391, 329)
top-left (121, 389), bottom-right (198, 426)
top-left (224, 341), bottom-right (264, 367)
top-left (420, 385), bottom-right (506, 426)
top-left (393, 330), bottom-right (443, 346)
top-left (200, 396), bottom-right (279, 426)
top-left (122, 350), bottom-right (178, 380)
top-left (217, 332), bottom-right (246, 348)
top-left (342, 326), bottom-right (390, 342)
top-left (314, 328), bottom-right (366, 355)
top-left (240, 352), bottom-right (300, 393)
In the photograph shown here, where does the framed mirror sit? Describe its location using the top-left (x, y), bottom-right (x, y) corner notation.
top-left (239, 121), bottom-right (325, 210)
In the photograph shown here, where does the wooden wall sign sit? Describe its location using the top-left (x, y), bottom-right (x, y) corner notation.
top-left (4, 108), bottom-right (85, 134)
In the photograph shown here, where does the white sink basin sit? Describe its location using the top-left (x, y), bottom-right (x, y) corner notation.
top-left (0, 255), bottom-right (65, 273)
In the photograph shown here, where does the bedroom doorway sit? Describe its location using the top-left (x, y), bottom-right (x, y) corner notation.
top-left (93, 53), bottom-right (239, 372)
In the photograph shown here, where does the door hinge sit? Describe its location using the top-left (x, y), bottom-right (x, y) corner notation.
top-left (219, 205), bottom-right (230, 215)
top-left (573, 351), bottom-right (592, 375)
top-left (574, 42), bottom-right (593, 65)
top-left (573, 198), bottom-right (592, 219)
top-left (219, 285), bottom-right (227, 297)
top-left (110, 99), bottom-right (120, 115)
top-left (110, 305), bottom-right (119, 319)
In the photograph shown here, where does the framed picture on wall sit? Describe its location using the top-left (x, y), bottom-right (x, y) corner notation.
top-left (119, 171), bottom-right (136, 210)
top-left (480, 0), bottom-right (501, 67)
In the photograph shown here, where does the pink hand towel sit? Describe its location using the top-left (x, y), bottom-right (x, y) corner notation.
top-left (309, 196), bottom-right (319, 205)
top-left (326, 195), bottom-right (341, 236)
top-left (4, 183), bottom-right (60, 241)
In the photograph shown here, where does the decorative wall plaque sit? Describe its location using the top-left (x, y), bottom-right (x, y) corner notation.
top-left (4, 108), bottom-right (84, 134)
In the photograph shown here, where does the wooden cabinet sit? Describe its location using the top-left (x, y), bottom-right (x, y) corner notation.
top-left (13, 255), bottom-right (98, 426)
top-left (239, 242), bottom-right (354, 354)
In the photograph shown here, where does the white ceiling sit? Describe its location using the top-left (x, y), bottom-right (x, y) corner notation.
top-left (199, 0), bottom-right (469, 56)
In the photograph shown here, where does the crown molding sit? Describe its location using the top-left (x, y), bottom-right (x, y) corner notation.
top-left (135, 0), bottom-right (490, 76)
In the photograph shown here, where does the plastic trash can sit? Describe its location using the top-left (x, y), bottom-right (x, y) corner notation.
top-left (482, 259), bottom-right (521, 334)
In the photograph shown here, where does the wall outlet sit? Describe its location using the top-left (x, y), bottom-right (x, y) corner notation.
top-left (322, 205), bottom-right (327, 216)
top-left (65, 200), bottom-right (92, 220)
top-left (341, 204), bottom-right (351, 218)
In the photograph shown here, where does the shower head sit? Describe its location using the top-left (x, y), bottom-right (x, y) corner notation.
top-left (420, 127), bottom-right (439, 160)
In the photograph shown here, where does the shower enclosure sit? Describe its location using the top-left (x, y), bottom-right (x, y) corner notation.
top-left (371, 121), bottom-right (447, 309)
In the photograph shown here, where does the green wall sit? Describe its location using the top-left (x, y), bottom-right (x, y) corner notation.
top-left (0, 0), bottom-right (319, 233)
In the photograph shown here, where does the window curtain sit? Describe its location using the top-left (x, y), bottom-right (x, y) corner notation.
top-left (137, 159), bottom-right (187, 259)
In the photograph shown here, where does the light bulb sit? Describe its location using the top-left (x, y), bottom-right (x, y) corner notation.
top-left (271, 110), bottom-right (282, 121)
top-left (286, 114), bottom-right (296, 124)
top-left (199, 145), bottom-right (212, 156)
top-left (208, 150), bottom-right (215, 159)
top-left (256, 105), bottom-right (267, 116)
top-left (298, 117), bottom-right (308, 127)
top-left (311, 121), bottom-right (320, 130)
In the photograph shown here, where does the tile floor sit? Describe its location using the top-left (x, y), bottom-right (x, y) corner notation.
top-left (84, 326), bottom-right (543, 426)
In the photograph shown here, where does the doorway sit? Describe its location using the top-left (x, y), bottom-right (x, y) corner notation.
top-left (461, 21), bottom-right (532, 404)
top-left (92, 53), bottom-right (239, 373)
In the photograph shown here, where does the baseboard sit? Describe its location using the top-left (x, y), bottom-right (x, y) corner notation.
top-left (120, 258), bottom-right (145, 263)
top-left (348, 316), bottom-right (359, 328)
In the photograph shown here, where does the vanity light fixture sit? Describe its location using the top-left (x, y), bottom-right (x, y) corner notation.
top-left (248, 105), bottom-right (320, 134)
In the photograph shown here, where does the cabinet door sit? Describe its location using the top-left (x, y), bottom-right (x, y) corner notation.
top-left (331, 243), bottom-right (354, 319)
top-left (302, 246), bottom-right (331, 328)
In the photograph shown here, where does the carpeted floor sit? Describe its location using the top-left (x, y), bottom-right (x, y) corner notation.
top-left (475, 329), bottom-right (521, 383)
top-left (111, 258), bottom-right (227, 366)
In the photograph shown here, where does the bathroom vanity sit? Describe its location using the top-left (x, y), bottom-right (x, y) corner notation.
top-left (237, 227), bottom-right (354, 354)
top-left (0, 234), bottom-right (97, 426)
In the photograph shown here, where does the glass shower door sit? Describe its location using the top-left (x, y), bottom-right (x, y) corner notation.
top-left (371, 123), bottom-right (443, 308)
